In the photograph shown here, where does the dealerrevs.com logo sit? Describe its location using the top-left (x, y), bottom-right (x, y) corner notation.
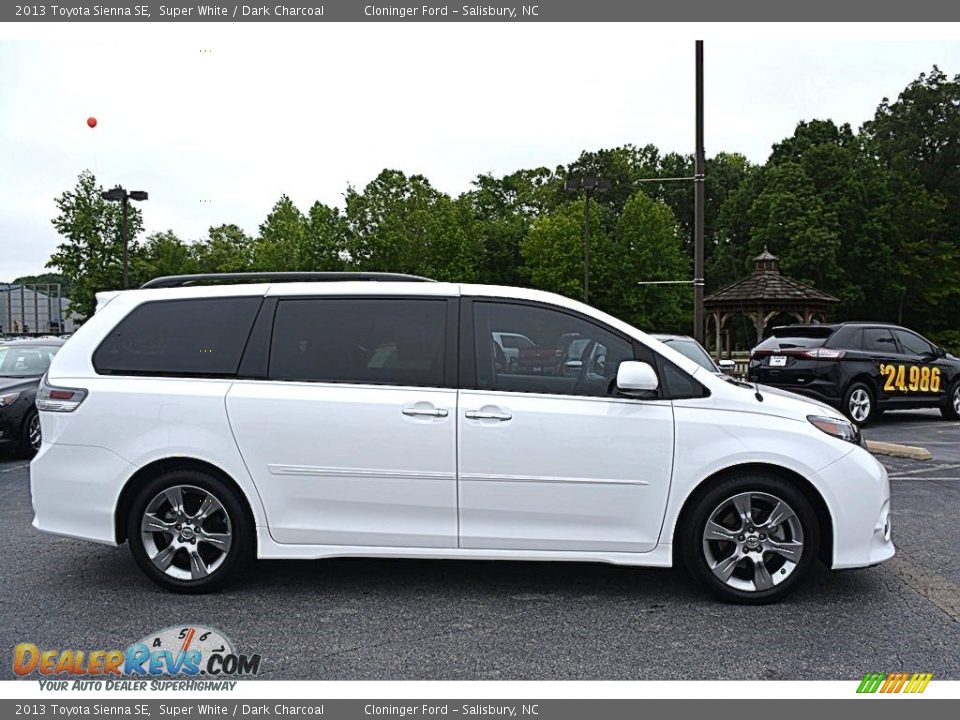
top-left (14, 625), bottom-right (261, 688)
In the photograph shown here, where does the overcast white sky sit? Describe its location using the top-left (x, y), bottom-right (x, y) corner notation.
top-left (1, 23), bottom-right (959, 281)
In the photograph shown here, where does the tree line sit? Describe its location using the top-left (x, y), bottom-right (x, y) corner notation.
top-left (35, 67), bottom-right (960, 351)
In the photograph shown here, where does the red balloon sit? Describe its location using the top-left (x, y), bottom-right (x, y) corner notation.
top-left (86, 117), bottom-right (97, 128)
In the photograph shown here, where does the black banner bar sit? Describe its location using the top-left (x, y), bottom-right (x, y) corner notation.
top-left (3, 0), bottom-right (960, 22)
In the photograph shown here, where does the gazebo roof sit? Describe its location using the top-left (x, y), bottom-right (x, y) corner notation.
top-left (704, 248), bottom-right (839, 309)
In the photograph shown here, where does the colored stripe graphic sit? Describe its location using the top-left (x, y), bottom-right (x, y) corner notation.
top-left (857, 672), bottom-right (886, 693)
top-left (857, 672), bottom-right (932, 694)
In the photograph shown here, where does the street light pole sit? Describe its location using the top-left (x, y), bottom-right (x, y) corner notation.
top-left (121, 194), bottom-right (129, 290)
top-left (694, 39), bottom-right (706, 343)
top-left (101, 185), bottom-right (148, 290)
top-left (583, 190), bottom-right (591, 303)
top-left (565, 177), bottom-right (610, 304)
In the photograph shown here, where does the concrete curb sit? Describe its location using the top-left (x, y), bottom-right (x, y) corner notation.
top-left (866, 440), bottom-right (934, 461)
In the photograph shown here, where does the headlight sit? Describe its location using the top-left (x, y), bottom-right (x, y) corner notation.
top-left (0, 391), bottom-right (21, 408)
top-left (808, 414), bottom-right (863, 446)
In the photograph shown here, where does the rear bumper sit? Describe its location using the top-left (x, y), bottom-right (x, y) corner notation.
top-left (30, 443), bottom-right (134, 546)
top-left (814, 446), bottom-right (894, 569)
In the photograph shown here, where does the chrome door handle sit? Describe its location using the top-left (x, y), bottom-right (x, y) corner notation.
top-left (465, 410), bottom-right (512, 421)
top-left (402, 407), bottom-right (449, 418)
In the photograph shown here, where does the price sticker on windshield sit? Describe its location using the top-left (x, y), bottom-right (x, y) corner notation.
top-left (879, 364), bottom-right (941, 393)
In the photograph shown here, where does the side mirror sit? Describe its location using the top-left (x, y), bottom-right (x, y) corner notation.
top-left (937, 346), bottom-right (947, 358)
top-left (718, 359), bottom-right (736, 370)
top-left (616, 360), bottom-right (659, 393)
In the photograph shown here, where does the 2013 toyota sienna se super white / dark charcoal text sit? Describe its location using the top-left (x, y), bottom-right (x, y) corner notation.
top-left (30, 272), bottom-right (894, 603)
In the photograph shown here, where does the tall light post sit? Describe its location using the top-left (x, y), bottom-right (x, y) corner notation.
top-left (564, 176), bottom-right (610, 304)
top-left (693, 39), bottom-right (706, 344)
top-left (101, 185), bottom-right (148, 289)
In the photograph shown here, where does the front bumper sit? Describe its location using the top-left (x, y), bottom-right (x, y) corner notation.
top-left (814, 446), bottom-right (894, 569)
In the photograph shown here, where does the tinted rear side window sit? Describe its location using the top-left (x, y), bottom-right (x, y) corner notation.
top-left (93, 297), bottom-right (262, 377)
top-left (862, 328), bottom-right (898, 353)
top-left (269, 298), bottom-right (447, 387)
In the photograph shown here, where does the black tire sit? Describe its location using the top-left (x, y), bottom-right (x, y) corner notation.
top-left (681, 473), bottom-right (820, 604)
top-left (18, 408), bottom-right (41, 457)
top-left (941, 380), bottom-right (960, 420)
top-left (126, 470), bottom-right (252, 594)
top-left (842, 381), bottom-right (877, 426)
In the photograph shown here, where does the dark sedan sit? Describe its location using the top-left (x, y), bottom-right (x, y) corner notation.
top-left (0, 338), bottom-right (65, 454)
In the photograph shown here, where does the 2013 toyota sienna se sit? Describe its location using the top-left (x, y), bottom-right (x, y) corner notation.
top-left (30, 272), bottom-right (894, 603)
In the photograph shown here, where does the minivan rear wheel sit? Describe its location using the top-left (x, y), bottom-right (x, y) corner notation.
top-left (682, 473), bottom-right (820, 604)
top-left (127, 470), bottom-right (251, 593)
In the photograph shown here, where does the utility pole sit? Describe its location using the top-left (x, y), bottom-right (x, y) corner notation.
top-left (694, 40), bottom-right (706, 343)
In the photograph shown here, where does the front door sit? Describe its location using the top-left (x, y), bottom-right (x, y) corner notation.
top-left (457, 300), bottom-right (675, 553)
top-left (890, 328), bottom-right (949, 405)
top-left (227, 296), bottom-right (458, 547)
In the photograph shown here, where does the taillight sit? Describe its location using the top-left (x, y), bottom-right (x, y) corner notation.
top-left (36, 376), bottom-right (87, 412)
top-left (801, 348), bottom-right (845, 359)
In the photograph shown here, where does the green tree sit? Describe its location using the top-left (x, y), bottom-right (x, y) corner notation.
top-left (193, 224), bottom-right (255, 273)
top-left (344, 169), bottom-right (480, 281)
top-left (745, 162), bottom-right (841, 290)
top-left (47, 170), bottom-right (143, 318)
top-left (596, 191), bottom-right (690, 331)
top-left (135, 230), bottom-right (198, 281)
top-left (303, 201), bottom-right (348, 270)
top-left (862, 67), bottom-right (960, 329)
top-left (252, 195), bottom-right (308, 271)
top-left (520, 200), bottom-right (602, 300)
top-left (460, 168), bottom-right (559, 285)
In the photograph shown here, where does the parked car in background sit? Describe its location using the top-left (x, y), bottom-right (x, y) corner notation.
top-left (0, 337), bottom-right (65, 454)
top-left (491, 332), bottom-right (535, 368)
top-left (748, 322), bottom-right (960, 425)
top-left (652, 334), bottom-right (734, 376)
top-left (31, 272), bottom-right (893, 603)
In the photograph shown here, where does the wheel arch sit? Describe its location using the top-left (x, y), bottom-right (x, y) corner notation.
top-left (670, 462), bottom-right (834, 567)
top-left (845, 373), bottom-right (879, 400)
top-left (114, 456), bottom-right (257, 546)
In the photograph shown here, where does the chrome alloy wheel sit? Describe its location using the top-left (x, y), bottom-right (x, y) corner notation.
top-left (953, 385), bottom-right (960, 416)
top-left (140, 485), bottom-right (232, 581)
top-left (702, 491), bottom-right (804, 593)
top-left (28, 413), bottom-right (41, 451)
top-left (848, 388), bottom-right (871, 423)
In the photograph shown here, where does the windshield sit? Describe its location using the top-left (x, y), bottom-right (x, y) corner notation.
top-left (661, 338), bottom-right (717, 373)
top-left (0, 345), bottom-right (59, 378)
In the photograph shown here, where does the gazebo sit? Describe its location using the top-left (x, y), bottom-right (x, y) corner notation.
top-left (703, 248), bottom-right (839, 357)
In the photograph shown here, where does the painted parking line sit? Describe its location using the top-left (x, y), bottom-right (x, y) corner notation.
top-left (883, 549), bottom-right (960, 623)
top-left (0, 463), bottom-right (29, 474)
top-left (886, 463), bottom-right (960, 477)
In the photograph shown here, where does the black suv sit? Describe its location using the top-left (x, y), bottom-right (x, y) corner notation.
top-left (748, 322), bottom-right (960, 425)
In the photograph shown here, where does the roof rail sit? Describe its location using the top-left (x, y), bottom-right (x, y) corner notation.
top-left (140, 272), bottom-right (436, 289)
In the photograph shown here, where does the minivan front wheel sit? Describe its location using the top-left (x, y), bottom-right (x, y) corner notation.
top-left (682, 474), bottom-right (819, 604)
top-left (127, 470), bottom-right (251, 593)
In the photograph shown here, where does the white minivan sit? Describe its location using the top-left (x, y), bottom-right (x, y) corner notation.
top-left (30, 273), bottom-right (894, 603)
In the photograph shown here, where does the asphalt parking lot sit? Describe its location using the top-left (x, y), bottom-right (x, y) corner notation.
top-left (2, 409), bottom-right (958, 681)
